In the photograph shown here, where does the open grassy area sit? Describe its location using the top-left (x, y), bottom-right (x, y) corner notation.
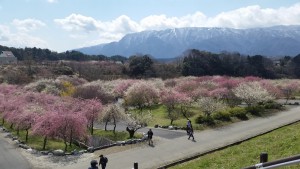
top-left (93, 129), bottom-right (142, 141)
top-left (141, 104), bottom-right (201, 128)
top-left (170, 122), bottom-right (300, 169)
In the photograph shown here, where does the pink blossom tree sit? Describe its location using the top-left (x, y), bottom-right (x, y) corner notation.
top-left (32, 100), bottom-right (88, 151)
top-left (0, 84), bottom-right (19, 125)
top-left (279, 81), bottom-right (300, 104)
top-left (3, 93), bottom-right (25, 130)
top-left (160, 89), bottom-right (181, 125)
top-left (124, 82), bottom-right (159, 111)
top-left (214, 78), bottom-right (242, 106)
top-left (160, 89), bottom-right (191, 124)
top-left (259, 80), bottom-right (282, 99)
top-left (82, 99), bottom-right (103, 135)
top-left (15, 107), bottom-right (39, 142)
top-left (32, 111), bottom-right (59, 150)
top-left (113, 79), bottom-right (136, 98)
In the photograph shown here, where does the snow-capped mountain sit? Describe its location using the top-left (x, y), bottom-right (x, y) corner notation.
top-left (77, 25), bottom-right (300, 58)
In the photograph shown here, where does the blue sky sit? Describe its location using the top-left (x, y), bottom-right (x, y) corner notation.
top-left (1, 0), bottom-right (300, 52)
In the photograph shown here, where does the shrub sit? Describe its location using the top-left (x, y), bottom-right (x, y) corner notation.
top-left (212, 110), bottom-right (231, 121)
top-left (263, 101), bottom-right (282, 109)
top-left (246, 105), bottom-right (265, 116)
top-left (52, 66), bottom-right (74, 75)
top-left (229, 107), bottom-right (248, 120)
top-left (196, 115), bottom-right (215, 126)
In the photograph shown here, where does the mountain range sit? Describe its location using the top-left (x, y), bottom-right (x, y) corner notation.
top-left (76, 25), bottom-right (300, 58)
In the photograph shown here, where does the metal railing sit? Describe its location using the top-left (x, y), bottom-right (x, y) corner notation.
top-left (242, 153), bottom-right (300, 169)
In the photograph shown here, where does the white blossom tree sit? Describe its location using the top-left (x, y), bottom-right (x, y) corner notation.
top-left (125, 110), bottom-right (152, 138)
top-left (233, 81), bottom-right (274, 106)
top-left (197, 97), bottom-right (227, 117)
top-left (101, 104), bottom-right (126, 133)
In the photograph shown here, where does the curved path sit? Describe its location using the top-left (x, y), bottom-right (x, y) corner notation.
top-left (0, 131), bottom-right (31, 169)
top-left (64, 105), bottom-right (300, 169)
top-left (96, 121), bottom-right (187, 139)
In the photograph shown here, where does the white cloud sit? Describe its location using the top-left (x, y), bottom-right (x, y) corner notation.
top-left (0, 24), bottom-right (48, 48)
top-left (207, 4), bottom-right (300, 28)
top-left (0, 25), bottom-right (10, 41)
top-left (108, 15), bottom-right (141, 33)
top-left (54, 14), bottom-right (101, 32)
top-left (47, 0), bottom-right (57, 3)
top-left (12, 19), bottom-right (46, 32)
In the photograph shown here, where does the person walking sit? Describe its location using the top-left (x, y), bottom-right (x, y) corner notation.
top-left (88, 160), bottom-right (99, 169)
top-left (186, 120), bottom-right (192, 135)
top-left (188, 127), bottom-right (195, 141)
top-left (99, 154), bottom-right (108, 169)
top-left (147, 129), bottom-right (153, 146)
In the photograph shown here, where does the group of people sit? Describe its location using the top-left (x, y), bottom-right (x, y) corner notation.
top-left (89, 121), bottom-right (194, 168)
top-left (88, 154), bottom-right (108, 169)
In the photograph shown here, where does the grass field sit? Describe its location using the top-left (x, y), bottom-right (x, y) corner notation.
top-left (170, 122), bottom-right (300, 169)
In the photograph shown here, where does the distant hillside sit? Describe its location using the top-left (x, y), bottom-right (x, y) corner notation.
top-left (76, 25), bottom-right (300, 58)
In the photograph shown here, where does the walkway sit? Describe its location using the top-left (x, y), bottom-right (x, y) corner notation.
top-left (0, 130), bottom-right (32, 169)
top-left (63, 105), bottom-right (300, 169)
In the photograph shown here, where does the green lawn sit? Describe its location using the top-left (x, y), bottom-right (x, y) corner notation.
top-left (93, 129), bottom-right (142, 141)
top-left (142, 104), bottom-right (201, 128)
top-left (170, 122), bottom-right (300, 169)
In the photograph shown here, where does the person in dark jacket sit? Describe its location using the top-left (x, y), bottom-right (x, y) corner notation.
top-left (147, 129), bottom-right (153, 145)
top-left (88, 160), bottom-right (99, 169)
top-left (186, 120), bottom-right (192, 135)
top-left (188, 127), bottom-right (195, 141)
top-left (99, 154), bottom-right (108, 169)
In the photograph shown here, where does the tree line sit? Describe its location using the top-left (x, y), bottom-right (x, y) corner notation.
top-left (1, 46), bottom-right (300, 81)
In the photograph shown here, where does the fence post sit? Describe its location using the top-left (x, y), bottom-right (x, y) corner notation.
top-left (134, 162), bottom-right (138, 169)
top-left (260, 152), bottom-right (268, 163)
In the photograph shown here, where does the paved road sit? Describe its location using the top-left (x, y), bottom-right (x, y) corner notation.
top-left (64, 105), bottom-right (300, 169)
top-left (0, 130), bottom-right (31, 169)
top-left (96, 121), bottom-right (187, 139)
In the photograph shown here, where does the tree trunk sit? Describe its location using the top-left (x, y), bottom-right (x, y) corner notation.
top-left (25, 129), bottom-right (29, 142)
top-left (64, 139), bottom-right (68, 152)
top-left (90, 120), bottom-right (94, 135)
top-left (10, 123), bottom-right (13, 129)
top-left (17, 127), bottom-right (20, 136)
top-left (2, 118), bottom-right (4, 125)
top-left (43, 136), bottom-right (47, 150)
top-left (126, 127), bottom-right (135, 138)
top-left (113, 116), bottom-right (116, 134)
top-left (105, 120), bottom-right (108, 131)
top-left (69, 129), bottom-right (73, 147)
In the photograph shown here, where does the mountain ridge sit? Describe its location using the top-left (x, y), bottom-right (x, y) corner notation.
top-left (76, 25), bottom-right (300, 58)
